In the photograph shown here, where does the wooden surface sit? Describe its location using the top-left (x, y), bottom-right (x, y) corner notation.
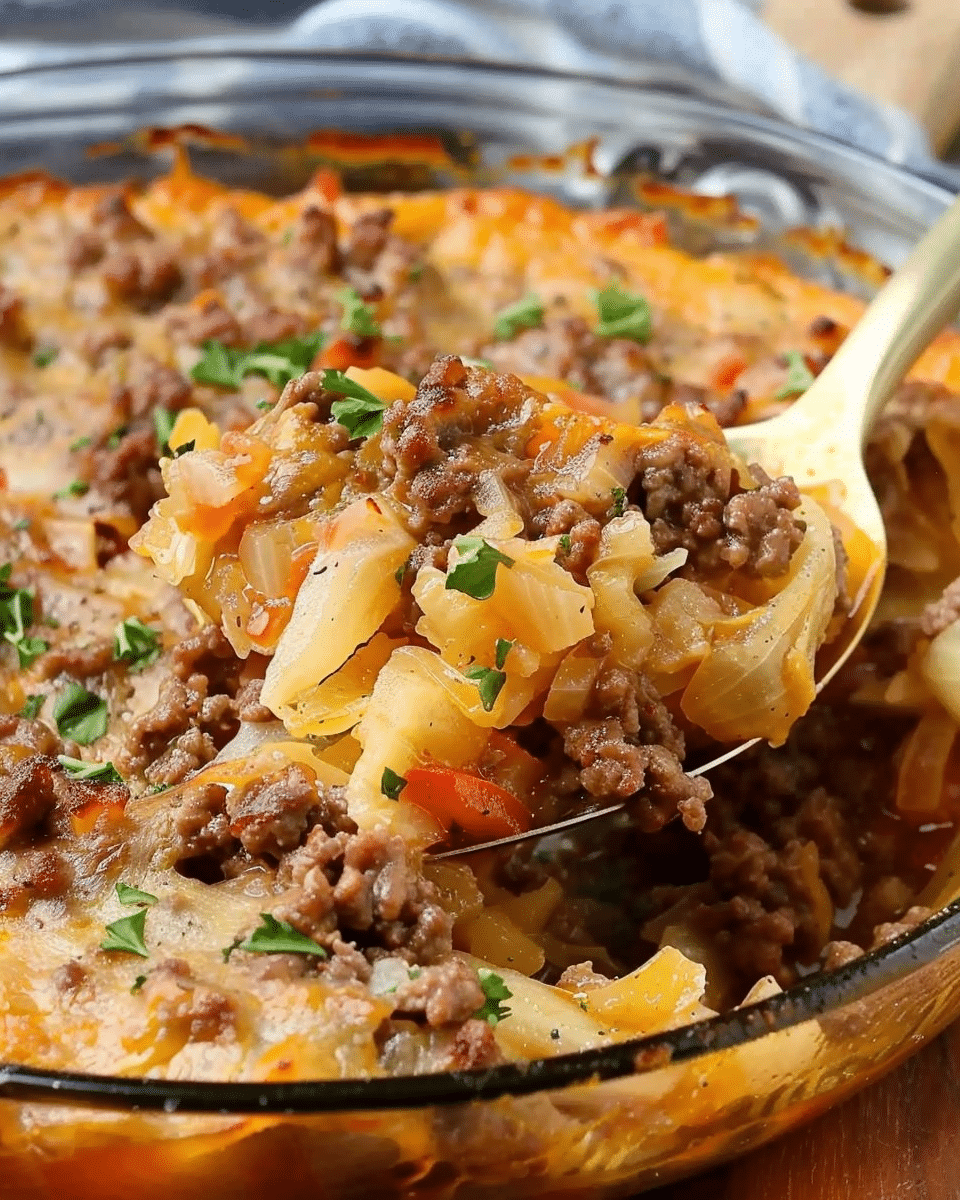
top-left (764, 0), bottom-right (960, 153)
top-left (647, 1021), bottom-right (960, 1199)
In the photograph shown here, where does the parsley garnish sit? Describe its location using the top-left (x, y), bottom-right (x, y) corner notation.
top-left (101, 909), bottom-right (149, 958)
top-left (57, 755), bottom-right (123, 784)
top-left (325, 370), bottom-right (387, 440)
top-left (116, 881), bottom-right (158, 907)
top-left (594, 283), bottom-right (652, 343)
top-left (172, 439), bottom-right (195, 457)
top-left (106, 425), bottom-right (128, 450)
top-left (394, 558), bottom-right (410, 586)
top-left (32, 346), bottom-right (58, 368)
top-left (53, 683), bottom-right (108, 745)
top-left (381, 767), bottom-right (408, 800)
top-left (152, 406), bottom-right (176, 456)
top-left (338, 286), bottom-right (382, 338)
top-left (69, 436), bottom-right (92, 452)
top-left (464, 665), bottom-right (507, 712)
top-left (53, 480), bottom-right (89, 500)
top-left (130, 974), bottom-right (147, 994)
top-left (558, 534), bottom-right (572, 555)
top-left (224, 913), bottom-right (327, 960)
top-left (12, 518), bottom-right (29, 532)
top-left (776, 350), bottom-right (815, 399)
top-left (493, 294), bottom-right (544, 341)
top-left (0, 565), bottom-right (47, 666)
top-left (113, 617), bottom-right (162, 672)
top-left (445, 536), bottom-right (515, 601)
top-left (610, 486), bottom-right (627, 518)
top-left (474, 968), bottom-right (512, 1025)
top-left (495, 638), bottom-right (514, 670)
top-left (18, 694), bottom-right (43, 719)
top-left (190, 331), bottom-right (325, 390)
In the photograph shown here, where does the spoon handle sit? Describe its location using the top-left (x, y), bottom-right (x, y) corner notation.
top-left (801, 193), bottom-right (960, 443)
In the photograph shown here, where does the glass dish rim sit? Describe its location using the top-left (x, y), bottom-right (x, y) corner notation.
top-left (1, 46), bottom-right (959, 1116)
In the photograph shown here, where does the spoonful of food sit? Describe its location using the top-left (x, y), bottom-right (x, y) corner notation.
top-left (431, 192), bottom-right (960, 860)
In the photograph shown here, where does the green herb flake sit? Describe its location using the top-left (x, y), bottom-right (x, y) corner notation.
top-left (101, 908), bottom-right (149, 958)
top-left (113, 616), bottom-right (162, 672)
top-left (106, 425), bottom-right (129, 450)
top-left (190, 331), bottom-right (325, 391)
top-left (445, 536), bottom-right (515, 601)
top-left (593, 283), bottom-right (652, 343)
top-left (116, 881), bottom-right (158, 907)
top-left (53, 683), bottom-right (108, 745)
top-left (610, 486), bottom-right (627, 518)
top-left (53, 480), bottom-right (89, 500)
top-left (494, 638), bottom-right (514, 671)
top-left (172, 439), bottom-right (195, 457)
top-left (130, 974), bottom-right (148, 994)
top-left (337, 286), bottom-right (382, 338)
top-left (0, 567), bottom-right (46, 666)
top-left (776, 350), bottom-right (816, 399)
top-left (394, 558), bottom-right (410, 586)
top-left (18, 694), bottom-right (44, 720)
top-left (32, 346), bottom-right (58, 368)
top-left (9, 636), bottom-right (48, 668)
top-left (408, 263), bottom-right (425, 283)
top-left (558, 534), bottom-right (572, 555)
top-left (255, 399), bottom-right (274, 411)
top-left (57, 755), bottom-right (123, 784)
top-left (474, 968), bottom-right (512, 1026)
top-left (69, 436), bottom-right (92, 452)
top-left (493, 294), bottom-right (544, 341)
top-left (381, 767), bottom-right (408, 800)
top-left (226, 913), bottom-right (328, 959)
top-left (152, 406), bottom-right (176, 456)
top-left (12, 518), bottom-right (29, 532)
top-left (324, 370), bottom-right (387, 440)
top-left (463, 664), bottom-right (507, 712)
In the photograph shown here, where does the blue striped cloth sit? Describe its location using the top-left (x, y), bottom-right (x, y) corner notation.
top-left (0, 0), bottom-right (946, 177)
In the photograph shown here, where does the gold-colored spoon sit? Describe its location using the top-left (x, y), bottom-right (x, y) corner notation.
top-left (431, 194), bottom-right (960, 861)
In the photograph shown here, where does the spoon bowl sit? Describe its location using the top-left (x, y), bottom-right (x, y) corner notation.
top-left (432, 194), bottom-right (960, 860)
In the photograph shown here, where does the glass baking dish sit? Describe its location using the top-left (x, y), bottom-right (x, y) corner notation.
top-left (1, 49), bottom-right (959, 1200)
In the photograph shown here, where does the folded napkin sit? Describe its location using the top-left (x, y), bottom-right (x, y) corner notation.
top-left (0, 0), bottom-right (953, 182)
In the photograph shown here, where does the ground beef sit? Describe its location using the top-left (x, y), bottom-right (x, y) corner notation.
top-left (83, 428), bottom-right (163, 524)
top-left (442, 1018), bottom-right (504, 1070)
top-left (344, 208), bottom-right (393, 271)
top-left (145, 726), bottom-right (218, 788)
top-left (289, 205), bottom-right (340, 277)
top-left (557, 654), bottom-right (710, 833)
top-left (920, 576), bottom-right (960, 638)
top-left (166, 294), bottom-right (243, 348)
top-left (390, 959), bottom-right (485, 1027)
top-left (101, 243), bottom-right (183, 310)
top-left (234, 678), bottom-right (274, 723)
top-left (631, 434), bottom-right (805, 578)
top-left (531, 499), bottom-right (603, 582)
top-left (0, 285), bottom-right (29, 349)
top-left (272, 826), bottom-right (454, 965)
top-left (33, 640), bottom-right (114, 682)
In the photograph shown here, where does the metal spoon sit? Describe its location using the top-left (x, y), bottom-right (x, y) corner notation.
top-left (431, 194), bottom-right (960, 861)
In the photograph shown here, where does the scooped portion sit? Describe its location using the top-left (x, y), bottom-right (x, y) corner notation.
top-left (134, 355), bottom-right (839, 851)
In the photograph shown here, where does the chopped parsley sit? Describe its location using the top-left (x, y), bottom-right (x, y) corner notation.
top-left (495, 638), bottom-right (514, 670)
top-left (474, 968), bottom-right (512, 1025)
top-left (113, 617), bottom-right (162, 672)
top-left (190, 331), bottom-right (325, 391)
top-left (381, 767), bottom-right (408, 800)
top-left (394, 558), bottom-right (410, 586)
top-left (115, 881), bottom-right (158, 907)
top-left (100, 909), bottom-right (149, 958)
top-left (32, 346), bottom-right (58, 368)
top-left (69, 435), bottom-right (92, 452)
top-left (130, 974), bottom-right (147, 994)
top-left (12, 518), bottom-right (29, 532)
top-left (338, 286), bottom-right (382, 338)
top-left (223, 913), bottom-right (328, 960)
top-left (593, 282), bottom-right (652, 343)
top-left (558, 533), bottom-right (572, 555)
top-left (17, 694), bottom-right (44, 720)
top-left (53, 683), bottom-right (108, 745)
top-left (445, 536), bottom-right (515, 601)
top-left (463, 664), bottom-right (507, 712)
top-left (152, 406), bottom-right (176, 456)
top-left (172, 439), bottom-right (195, 457)
top-left (53, 480), bottom-right (89, 500)
top-left (610, 486), bottom-right (627, 518)
top-left (325, 370), bottom-right (387, 440)
top-left (106, 425), bottom-right (128, 450)
top-left (776, 350), bottom-right (815, 399)
top-left (493, 294), bottom-right (544, 341)
top-left (0, 565), bottom-right (47, 667)
top-left (57, 755), bottom-right (123, 784)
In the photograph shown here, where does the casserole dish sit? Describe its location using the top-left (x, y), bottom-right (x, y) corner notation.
top-left (1, 50), bottom-right (959, 1200)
